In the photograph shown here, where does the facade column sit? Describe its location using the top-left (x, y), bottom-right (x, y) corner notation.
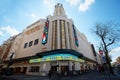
top-left (68, 61), bottom-right (73, 71)
top-left (21, 67), bottom-right (23, 73)
top-left (57, 61), bottom-right (60, 73)
top-left (65, 21), bottom-right (70, 49)
top-left (57, 20), bottom-right (60, 49)
top-left (79, 62), bottom-right (81, 70)
top-left (26, 66), bottom-right (30, 75)
top-left (48, 19), bottom-right (53, 50)
top-left (74, 62), bottom-right (80, 71)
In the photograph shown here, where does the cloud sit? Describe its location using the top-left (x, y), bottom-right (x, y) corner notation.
top-left (79, 0), bottom-right (95, 12)
top-left (0, 30), bottom-right (3, 36)
top-left (25, 13), bottom-right (37, 18)
top-left (66, 0), bottom-right (80, 6)
top-left (43, 0), bottom-right (55, 14)
top-left (66, 0), bottom-right (95, 12)
top-left (1, 26), bottom-right (19, 36)
top-left (110, 47), bottom-right (120, 54)
top-left (110, 47), bottom-right (120, 62)
top-left (30, 13), bottom-right (37, 18)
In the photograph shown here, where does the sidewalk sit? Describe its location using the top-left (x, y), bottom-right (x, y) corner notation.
top-left (1, 70), bottom-right (120, 80)
top-left (78, 70), bottom-right (120, 80)
top-left (60, 70), bottom-right (120, 80)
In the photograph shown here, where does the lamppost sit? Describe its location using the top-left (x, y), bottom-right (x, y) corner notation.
top-left (5, 52), bottom-right (14, 76)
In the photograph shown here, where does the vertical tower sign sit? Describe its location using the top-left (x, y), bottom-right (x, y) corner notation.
top-left (73, 24), bottom-right (79, 47)
top-left (42, 18), bottom-right (49, 44)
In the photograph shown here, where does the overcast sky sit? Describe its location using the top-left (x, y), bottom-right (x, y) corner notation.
top-left (0, 0), bottom-right (120, 62)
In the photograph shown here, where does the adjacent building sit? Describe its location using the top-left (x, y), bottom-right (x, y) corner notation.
top-left (116, 57), bottom-right (120, 64)
top-left (0, 3), bottom-right (99, 76)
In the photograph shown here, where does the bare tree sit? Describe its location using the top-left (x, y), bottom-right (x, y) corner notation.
top-left (91, 21), bottom-right (120, 73)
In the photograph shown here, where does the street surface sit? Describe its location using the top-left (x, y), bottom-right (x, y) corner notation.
top-left (0, 70), bottom-right (120, 80)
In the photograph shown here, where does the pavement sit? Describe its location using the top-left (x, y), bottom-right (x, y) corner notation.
top-left (0, 70), bottom-right (120, 80)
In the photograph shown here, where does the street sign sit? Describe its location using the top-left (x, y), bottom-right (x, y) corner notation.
top-left (102, 56), bottom-right (106, 63)
top-left (99, 50), bottom-right (103, 55)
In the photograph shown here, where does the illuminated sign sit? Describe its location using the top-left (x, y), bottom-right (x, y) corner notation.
top-left (42, 18), bottom-right (49, 44)
top-left (73, 24), bottom-right (79, 47)
top-left (29, 54), bottom-right (84, 63)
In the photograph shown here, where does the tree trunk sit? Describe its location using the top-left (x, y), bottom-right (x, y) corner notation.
top-left (105, 52), bottom-right (113, 74)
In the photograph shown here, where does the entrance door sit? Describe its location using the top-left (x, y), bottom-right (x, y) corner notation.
top-left (15, 67), bottom-right (21, 73)
top-left (61, 66), bottom-right (68, 72)
top-left (22, 67), bottom-right (27, 74)
top-left (51, 66), bottom-right (57, 72)
top-left (61, 66), bottom-right (68, 76)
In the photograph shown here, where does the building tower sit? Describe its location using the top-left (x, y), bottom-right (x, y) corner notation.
top-left (53, 3), bottom-right (66, 16)
top-left (51, 3), bottom-right (78, 50)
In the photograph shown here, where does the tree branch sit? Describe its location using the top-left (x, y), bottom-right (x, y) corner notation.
top-left (106, 38), bottom-right (116, 47)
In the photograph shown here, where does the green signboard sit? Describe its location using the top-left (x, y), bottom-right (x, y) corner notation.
top-left (29, 54), bottom-right (84, 63)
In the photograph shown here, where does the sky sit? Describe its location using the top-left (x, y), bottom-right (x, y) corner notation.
top-left (0, 0), bottom-right (120, 62)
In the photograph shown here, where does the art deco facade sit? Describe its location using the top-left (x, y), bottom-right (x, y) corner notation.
top-left (0, 3), bottom-right (99, 76)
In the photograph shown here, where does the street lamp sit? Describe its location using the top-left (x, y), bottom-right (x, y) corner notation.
top-left (5, 52), bottom-right (14, 76)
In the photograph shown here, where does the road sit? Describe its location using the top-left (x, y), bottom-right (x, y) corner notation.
top-left (0, 70), bottom-right (120, 80)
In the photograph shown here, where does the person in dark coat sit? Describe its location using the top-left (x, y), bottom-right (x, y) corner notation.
top-left (48, 69), bottom-right (52, 79)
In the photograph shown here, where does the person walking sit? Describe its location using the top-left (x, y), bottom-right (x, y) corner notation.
top-left (48, 69), bottom-right (52, 79)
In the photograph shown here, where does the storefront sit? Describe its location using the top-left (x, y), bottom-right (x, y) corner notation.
top-left (27, 49), bottom-right (84, 76)
top-left (1, 49), bottom-right (85, 76)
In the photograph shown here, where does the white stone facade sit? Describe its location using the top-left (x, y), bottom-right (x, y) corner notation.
top-left (0, 3), bottom-right (98, 76)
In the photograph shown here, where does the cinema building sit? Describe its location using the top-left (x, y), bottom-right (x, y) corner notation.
top-left (0, 3), bottom-right (98, 76)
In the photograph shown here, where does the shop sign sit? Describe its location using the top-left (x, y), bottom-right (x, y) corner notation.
top-left (29, 54), bottom-right (84, 63)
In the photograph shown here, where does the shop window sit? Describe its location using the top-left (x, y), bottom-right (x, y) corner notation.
top-left (29, 41), bottom-right (33, 47)
top-left (29, 66), bottom-right (39, 72)
top-left (24, 43), bottom-right (28, 48)
top-left (34, 39), bottom-right (39, 45)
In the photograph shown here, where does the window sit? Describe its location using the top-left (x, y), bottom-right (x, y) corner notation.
top-left (34, 39), bottom-right (39, 45)
top-left (29, 66), bottom-right (39, 72)
top-left (29, 41), bottom-right (33, 47)
top-left (24, 43), bottom-right (28, 48)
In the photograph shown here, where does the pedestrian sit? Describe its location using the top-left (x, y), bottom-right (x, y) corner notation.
top-left (96, 67), bottom-right (99, 72)
top-left (48, 69), bottom-right (52, 79)
top-left (101, 65), bottom-right (105, 74)
top-left (51, 72), bottom-right (60, 80)
top-left (98, 65), bottom-right (102, 73)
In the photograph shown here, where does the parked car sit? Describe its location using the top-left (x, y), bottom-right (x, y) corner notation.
top-left (115, 64), bottom-right (120, 75)
top-left (0, 68), bottom-right (14, 76)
